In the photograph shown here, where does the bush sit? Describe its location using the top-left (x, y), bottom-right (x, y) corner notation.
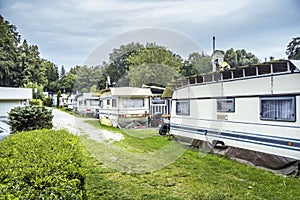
top-left (44, 97), bottom-right (53, 107)
top-left (29, 99), bottom-right (43, 106)
top-left (0, 129), bottom-right (86, 199)
top-left (8, 106), bottom-right (53, 133)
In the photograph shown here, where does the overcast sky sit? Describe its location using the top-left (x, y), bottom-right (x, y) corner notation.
top-left (1, 0), bottom-right (299, 70)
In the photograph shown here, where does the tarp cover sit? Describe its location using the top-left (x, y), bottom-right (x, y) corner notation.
top-left (174, 135), bottom-right (299, 175)
top-left (118, 118), bottom-right (148, 129)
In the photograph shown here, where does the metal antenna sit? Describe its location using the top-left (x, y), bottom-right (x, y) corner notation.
top-left (213, 36), bottom-right (216, 52)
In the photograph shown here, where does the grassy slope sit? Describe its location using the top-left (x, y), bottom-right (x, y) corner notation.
top-left (82, 120), bottom-right (300, 200)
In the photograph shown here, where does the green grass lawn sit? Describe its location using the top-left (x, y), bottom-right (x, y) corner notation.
top-left (1, 120), bottom-right (299, 199)
top-left (82, 120), bottom-right (300, 200)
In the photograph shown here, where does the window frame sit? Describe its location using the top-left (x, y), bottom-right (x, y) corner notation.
top-left (175, 100), bottom-right (190, 115)
top-left (122, 98), bottom-right (145, 108)
top-left (217, 98), bottom-right (235, 113)
top-left (90, 99), bottom-right (99, 106)
top-left (260, 96), bottom-right (296, 122)
top-left (112, 99), bottom-right (117, 108)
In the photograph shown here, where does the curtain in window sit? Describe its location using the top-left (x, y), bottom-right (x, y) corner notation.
top-left (176, 101), bottom-right (190, 115)
top-left (262, 98), bottom-right (293, 120)
top-left (123, 99), bottom-right (144, 108)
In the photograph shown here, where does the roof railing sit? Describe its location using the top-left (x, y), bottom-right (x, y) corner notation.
top-left (175, 60), bottom-right (297, 88)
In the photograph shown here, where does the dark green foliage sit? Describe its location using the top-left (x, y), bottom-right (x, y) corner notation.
top-left (29, 99), bottom-right (43, 107)
top-left (72, 66), bottom-right (103, 93)
top-left (0, 15), bottom-right (59, 88)
top-left (103, 42), bottom-right (144, 87)
top-left (60, 65), bottom-right (66, 78)
top-left (56, 90), bottom-right (61, 108)
top-left (0, 129), bottom-right (86, 199)
top-left (0, 15), bottom-right (20, 86)
top-left (224, 48), bottom-right (259, 68)
top-left (8, 106), bottom-right (53, 133)
top-left (286, 37), bottom-right (300, 60)
top-left (181, 52), bottom-right (211, 76)
top-left (44, 97), bottom-right (53, 107)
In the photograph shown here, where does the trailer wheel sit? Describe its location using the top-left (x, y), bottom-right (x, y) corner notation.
top-left (159, 130), bottom-right (167, 135)
top-left (213, 140), bottom-right (226, 148)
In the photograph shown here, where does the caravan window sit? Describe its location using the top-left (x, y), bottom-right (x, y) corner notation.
top-left (176, 100), bottom-right (190, 115)
top-left (260, 97), bottom-right (296, 122)
top-left (152, 98), bottom-right (165, 105)
top-left (90, 99), bottom-right (99, 106)
top-left (123, 98), bottom-right (144, 108)
top-left (112, 99), bottom-right (117, 107)
top-left (99, 100), bottom-right (103, 108)
top-left (107, 99), bottom-right (110, 106)
top-left (217, 98), bottom-right (235, 112)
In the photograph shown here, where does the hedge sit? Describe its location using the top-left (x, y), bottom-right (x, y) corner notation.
top-left (0, 130), bottom-right (86, 199)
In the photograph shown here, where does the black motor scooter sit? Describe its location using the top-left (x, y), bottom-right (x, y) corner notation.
top-left (158, 117), bottom-right (170, 135)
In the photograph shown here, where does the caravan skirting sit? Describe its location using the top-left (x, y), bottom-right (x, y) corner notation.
top-left (173, 135), bottom-right (299, 176)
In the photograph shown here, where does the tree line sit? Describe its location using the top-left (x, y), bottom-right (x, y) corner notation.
top-left (1, 15), bottom-right (299, 96)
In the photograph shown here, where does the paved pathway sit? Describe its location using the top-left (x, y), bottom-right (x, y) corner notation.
top-left (51, 108), bottom-right (123, 142)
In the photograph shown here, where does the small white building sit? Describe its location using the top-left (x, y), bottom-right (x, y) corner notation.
top-left (0, 87), bottom-right (32, 117)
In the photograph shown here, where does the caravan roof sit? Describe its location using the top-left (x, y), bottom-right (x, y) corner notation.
top-left (109, 87), bottom-right (153, 97)
top-left (0, 87), bottom-right (32, 100)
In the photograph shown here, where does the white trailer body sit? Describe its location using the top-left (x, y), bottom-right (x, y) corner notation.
top-left (171, 60), bottom-right (300, 167)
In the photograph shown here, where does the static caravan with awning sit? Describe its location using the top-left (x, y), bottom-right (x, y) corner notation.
top-left (98, 87), bottom-right (152, 128)
top-left (170, 60), bottom-right (300, 174)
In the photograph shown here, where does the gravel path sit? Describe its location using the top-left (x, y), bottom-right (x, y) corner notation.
top-left (51, 108), bottom-right (123, 142)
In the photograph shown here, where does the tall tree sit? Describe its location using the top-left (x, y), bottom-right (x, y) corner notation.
top-left (72, 66), bottom-right (103, 93)
top-left (127, 63), bottom-right (179, 87)
top-left (0, 15), bottom-right (20, 86)
top-left (286, 37), bottom-right (300, 60)
top-left (104, 42), bottom-right (144, 86)
top-left (126, 46), bottom-right (183, 71)
top-left (224, 48), bottom-right (259, 68)
top-left (18, 40), bottom-right (48, 86)
top-left (60, 65), bottom-right (66, 78)
top-left (181, 52), bottom-right (211, 76)
top-left (59, 72), bottom-right (76, 93)
top-left (126, 46), bottom-right (183, 87)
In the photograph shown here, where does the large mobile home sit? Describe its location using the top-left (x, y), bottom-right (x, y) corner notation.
top-left (98, 87), bottom-right (152, 128)
top-left (170, 60), bottom-right (300, 174)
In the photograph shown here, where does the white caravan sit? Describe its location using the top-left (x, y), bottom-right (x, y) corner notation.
top-left (75, 93), bottom-right (100, 117)
top-left (170, 60), bottom-right (300, 173)
top-left (98, 87), bottom-right (152, 127)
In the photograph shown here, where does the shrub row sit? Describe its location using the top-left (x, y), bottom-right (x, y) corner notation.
top-left (0, 130), bottom-right (86, 199)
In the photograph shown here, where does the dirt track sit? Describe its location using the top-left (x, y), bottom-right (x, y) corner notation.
top-left (51, 108), bottom-right (123, 142)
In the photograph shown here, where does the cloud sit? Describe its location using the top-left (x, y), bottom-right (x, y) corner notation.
top-left (0, 0), bottom-right (299, 69)
top-left (83, 28), bottom-right (206, 66)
